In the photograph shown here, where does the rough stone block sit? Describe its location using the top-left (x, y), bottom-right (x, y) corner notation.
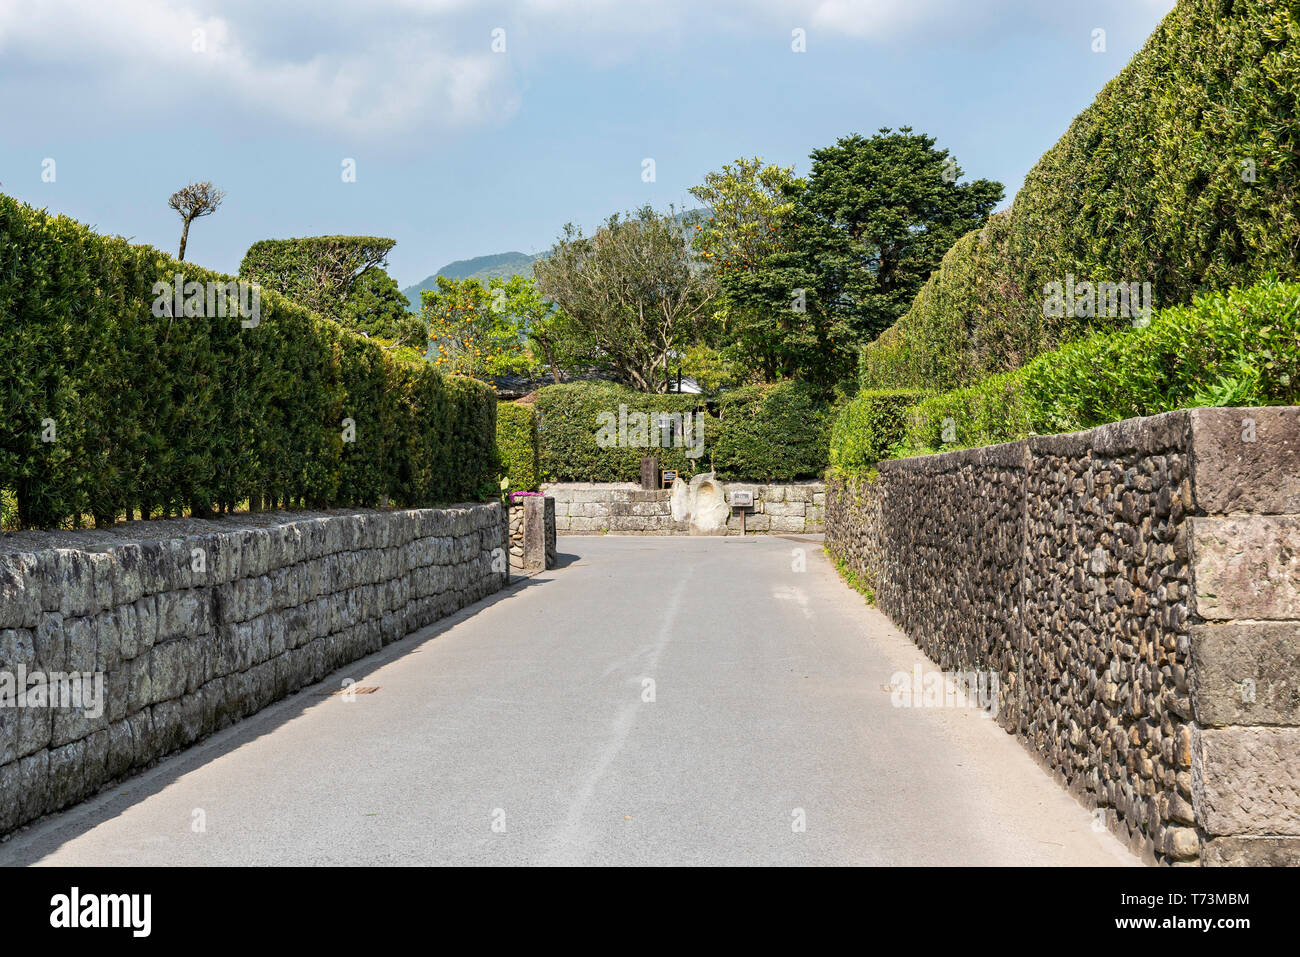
top-left (64, 615), bottom-right (97, 672)
top-left (156, 588), bottom-right (212, 641)
top-left (0, 758), bottom-right (21, 833)
top-left (0, 553), bottom-right (41, 629)
top-left (1202, 836), bottom-right (1300, 866)
top-left (125, 653), bottom-right (152, 713)
top-left (0, 627), bottom-right (36, 670)
top-left (105, 718), bottom-right (135, 780)
top-left (46, 550), bottom-right (96, 618)
top-left (47, 737), bottom-right (89, 809)
top-left (34, 612), bottom-right (66, 671)
top-left (0, 706), bottom-right (15, 766)
top-left (106, 544), bottom-right (144, 604)
top-left (1190, 516), bottom-right (1300, 620)
top-left (1190, 622), bottom-right (1300, 726)
top-left (149, 640), bottom-right (190, 704)
top-left (1190, 407), bottom-right (1300, 515)
top-left (108, 602), bottom-right (139, 664)
top-left (16, 750), bottom-right (49, 821)
top-left (133, 594), bottom-right (158, 656)
top-left (1195, 727), bottom-right (1300, 835)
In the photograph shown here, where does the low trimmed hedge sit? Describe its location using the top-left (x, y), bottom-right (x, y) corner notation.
top-left (0, 193), bottom-right (498, 529)
top-left (533, 381), bottom-right (839, 483)
top-left (712, 382), bottom-right (834, 482)
top-left (828, 389), bottom-right (929, 476)
top-left (534, 383), bottom-right (713, 483)
top-left (892, 277), bottom-right (1300, 458)
top-left (896, 372), bottom-right (1031, 458)
top-left (497, 402), bottom-right (541, 492)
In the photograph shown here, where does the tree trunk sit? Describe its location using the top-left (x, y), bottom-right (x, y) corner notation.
top-left (541, 342), bottom-right (561, 384)
top-left (177, 217), bottom-right (192, 261)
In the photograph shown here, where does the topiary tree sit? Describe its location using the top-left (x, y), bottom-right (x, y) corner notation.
top-left (168, 181), bottom-right (225, 262)
top-left (239, 236), bottom-right (397, 321)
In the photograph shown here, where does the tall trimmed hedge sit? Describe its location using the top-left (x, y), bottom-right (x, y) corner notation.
top-left (828, 389), bottom-right (929, 476)
top-left (534, 383), bottom-right (713, 483)
top-left (861, 0), bottom-right (1300, 393)
top-left (497, 402), bottom-right (541, 492)
top-left (893, 277), bottom-right (1300, 458)
top-left (711, 382), bottom-right (835, 482)
top-left (0, 193), bottom-right (497, 529)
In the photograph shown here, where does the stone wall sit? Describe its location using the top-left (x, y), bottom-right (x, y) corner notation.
top-left (826, 407), bottom-right (1300, 866)
top-left (0, 504), bottom-right (507, 836)
top-left (506, 496), bottom-right (557, 571)
top-left (545, 482), bottom-right (824, 535)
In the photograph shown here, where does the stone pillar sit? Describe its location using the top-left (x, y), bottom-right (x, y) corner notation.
top-left (522, 495), bottom-right (548, 571)
top-left (544, 497), bottom-right (556, 569)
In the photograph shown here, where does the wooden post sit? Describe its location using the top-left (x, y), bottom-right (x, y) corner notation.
top-left (640, 456), bottom-right (658, 491)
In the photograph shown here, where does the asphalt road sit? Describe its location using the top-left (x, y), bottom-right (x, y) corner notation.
top-left (0, 535), bottom-right (1136, 866)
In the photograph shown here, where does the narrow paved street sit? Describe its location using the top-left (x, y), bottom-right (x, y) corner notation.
top-left (0, 536), bottom-right (1135, 866)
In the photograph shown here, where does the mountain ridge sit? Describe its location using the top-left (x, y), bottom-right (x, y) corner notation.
top-left (400, 251), bottom-right (538, 310)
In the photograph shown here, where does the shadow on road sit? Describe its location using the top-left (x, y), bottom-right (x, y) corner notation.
top-left (0, 571), bottom-right (560, 867)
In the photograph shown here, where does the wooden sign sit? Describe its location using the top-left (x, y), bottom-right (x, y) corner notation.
top-left (660, 469), bottom-right (678, 488)
top-left (729, 490), bottom-right (754, 508)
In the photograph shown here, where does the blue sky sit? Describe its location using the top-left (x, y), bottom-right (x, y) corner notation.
top-left (0, 0), bottom-right (1176, 289)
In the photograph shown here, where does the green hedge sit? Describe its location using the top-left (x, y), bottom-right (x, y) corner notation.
top-left (497, 402), bottom-right (541, 492)
top-left (711, 382), bottom-right (835, 482)
top-left (0, 193), bottom-right (498, 529)
top-left (533, 381), bottom-right (837, 483)
top-left (861, 0), bottom-right (1300, 393)
top-left (828, 389), bottom-right (929, 476)
top-left (894, 277), bottom-right (1300, 457)
top-left (896, 372), bottom-right (1032, 458)
top-left (535, 383), bottom-right (713, 483)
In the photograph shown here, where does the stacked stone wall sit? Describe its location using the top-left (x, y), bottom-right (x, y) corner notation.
top-left (0, 504), bottom-right (507, 835)
top-left (826, 408), bottom-right (1300, 865)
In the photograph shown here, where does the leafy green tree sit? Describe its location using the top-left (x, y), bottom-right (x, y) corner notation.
top-left (340, 267), bottom-right (423, 357)
top-left (696, 131), bottom-right (1003, 387)
top-left (421, 276), bottom-right (514, 377)
top-left (678, 343), bottom-right (751, 393)
top-left (534, 205), bottom-right (718, 393)
top-left (689, 158), bottom-right (800, 381)
top-left (487, 274), bottom-right (587, 383)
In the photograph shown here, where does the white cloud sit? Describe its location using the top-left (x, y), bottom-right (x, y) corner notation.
top-left (0, 0), bottom-right (1181, 135)
top-left (0, 0), bottom-right (512, 134)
